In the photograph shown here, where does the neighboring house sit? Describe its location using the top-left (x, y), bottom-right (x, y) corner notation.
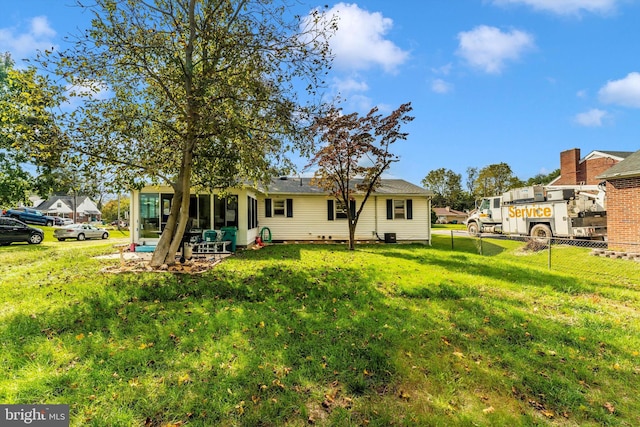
top-left (433, 206), bottom-right (467, 224)
top-left (597, 149), bottom-right (640, 253)
top-left (37, 195), bottom-right (102, 223)
top-left (551, 148), bottom-right (633, 185)
top-left (130, 177), bottom-right (433, 248)
top-left (28, 195), bottom-right (44, 208)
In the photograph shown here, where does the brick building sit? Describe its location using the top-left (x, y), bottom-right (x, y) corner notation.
top-left (551, 148), bottom-right (633, 185)
top-left (597, 150), bottom-right (640, 252)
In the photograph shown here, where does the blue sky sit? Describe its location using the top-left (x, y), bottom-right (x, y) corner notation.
top-left (2, 0), bottom-right (640, 186)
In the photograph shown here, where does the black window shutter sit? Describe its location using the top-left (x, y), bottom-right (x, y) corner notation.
top-left (386, 199), bottom-right (393, 220)
top-left (327, 200), bottom-right (334, 221)
top-left (286, 199), bottom-right (293, 217)
top-left (407, 199), bottom-right (413, 220)
top-left (265, 198), bottom-right (272, 218)
top-left (349, 200), bottom-right (356, 218)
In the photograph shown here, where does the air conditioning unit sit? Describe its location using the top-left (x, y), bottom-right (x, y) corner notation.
top-left (384, 233), bottom-right (396, 243)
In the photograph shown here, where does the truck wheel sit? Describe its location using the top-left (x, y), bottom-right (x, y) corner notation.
top-left (46, 220), bottom-right (53, 226)
top-left (467, 222), bottom-right (479, 236)
top-left (530, 224), bottom-right (552, 241)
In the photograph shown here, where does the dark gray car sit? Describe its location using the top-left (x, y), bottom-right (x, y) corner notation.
top-left (0, 217), bottom-right (44, 245)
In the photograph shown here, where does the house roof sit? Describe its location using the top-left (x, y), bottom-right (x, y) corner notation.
top-left (583, 150), bottom-right (634, 162)
top-left (433, 207), bottom-right (467, 217)
top-left (37, 195), bottom-right (101, 214)
top-left (597, 149), bottom-right (640, 180)
top-left (258, 177), bottom-right (433, 197)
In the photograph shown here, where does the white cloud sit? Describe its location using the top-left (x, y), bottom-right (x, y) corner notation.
top-left (576, 89), bottom-right (588, 98)
top-left (310, 3), bottom-right (409, 73)
top-left (344, 94), bottom-right (374, 114)
top-left (598, 72), bottom-right (640, 108)
top-left (0, 16), bottom-right (57, 62)
top-left (490, 0), bottom-right (619, 15)
top-left (332, 76), bottom-right (369, 94)
top-left (574, 109), bottom-right (607, 127)
top-left (431, 79), bottom-right (453, 94)
top-left (431, 63), bottom-right (453, 75)
top-left (456, 25), bottom-right (535, 74)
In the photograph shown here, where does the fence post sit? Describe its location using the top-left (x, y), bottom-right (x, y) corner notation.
top-left (547, 237), bottom-right (552, 270)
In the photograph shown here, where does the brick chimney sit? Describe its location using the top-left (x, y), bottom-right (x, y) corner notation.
top-left (559, 148), bottom-right (580, 185)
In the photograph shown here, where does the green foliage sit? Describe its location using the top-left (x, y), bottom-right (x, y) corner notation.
top-left (474, 162), bottom-right (523, 197)
top-left (525, 168), bottom-right (561, 186)
top-left (101, 197), bottom-right (130, 222)
top-left (43, 0), bottom-right (333, 265)
top-left (1, 239), bottom-right (639, 426)
top-left (422, 167), bottom-right (463, 208)
top-left (0, 152), bottom-right (32, 208)
top-left (0, 53), bottom-right (66, 206)
top-left (47, 0), bottom-right (331, 189)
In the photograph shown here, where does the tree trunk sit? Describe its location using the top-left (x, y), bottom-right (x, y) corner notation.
top-left (150, 187), bottom-right (182, 267)
top-left (348, 220), bottom-right (356, 250)
top-left (150, 150), bottom-right (194, 267)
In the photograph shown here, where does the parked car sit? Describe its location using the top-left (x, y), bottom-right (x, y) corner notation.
top-left (54, 223), bottom-right (109, 241)
top-left (0, 217), bottom-right (44, 245)
top-left (5, 207), bottom-right (56, 226)
top-left (52, 216), bottom-right (66, 226)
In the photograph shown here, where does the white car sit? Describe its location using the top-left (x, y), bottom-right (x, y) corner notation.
top-left (54, 224), bottom-right (109, 241)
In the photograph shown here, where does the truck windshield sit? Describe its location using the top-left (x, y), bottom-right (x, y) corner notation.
top-left (479, 199), bottom-right (490, 210)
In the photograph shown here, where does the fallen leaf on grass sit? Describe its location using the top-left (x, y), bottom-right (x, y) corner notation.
top-left (482, 406), bottom-right (495, 414)
top-left (541, 409), bottom-right (555, 418)
top-left (604, 402), bottom-right (615, 413)
top-left (178, 373), bottom-right (191, 385)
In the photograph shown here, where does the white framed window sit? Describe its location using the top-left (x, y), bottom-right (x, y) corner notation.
top-left (273, 199), bottom-right (286, 216)
top-left (335, 201), bottom-right (348, 219)
top-left (386, 199), bottom-right (413, 220)
top-left (265, 198), bottom-right (293, 218)
top-left (394, 200), bottom-right (405, 219)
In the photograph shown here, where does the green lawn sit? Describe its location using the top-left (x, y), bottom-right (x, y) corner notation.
top-left (1, 235), bottom-right (639, 426)
top-left (432, 223), bottom-right (466, 230)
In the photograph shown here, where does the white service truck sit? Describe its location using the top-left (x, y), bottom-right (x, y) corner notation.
top-left (465, 185), bottom-right (607, 239)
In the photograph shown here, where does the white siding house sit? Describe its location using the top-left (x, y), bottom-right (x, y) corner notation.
top-left (36, 195), bottom-right (102, 223)
top-left (130, 177), bottom-right (432, 248)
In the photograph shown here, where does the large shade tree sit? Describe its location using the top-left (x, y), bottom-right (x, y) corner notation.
top-left (307, 103), bottom-right (413, 250)
top-left (474, 162), bottom-right (523, 197)
top-left (0, 53), bottom-right (65, 208)
top-left (421, 167), bottom-right (462, 209)
top-left (44, 0), bottom-right (332, 266)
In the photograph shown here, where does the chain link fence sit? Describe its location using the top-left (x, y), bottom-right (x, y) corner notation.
top-left (448, 232), bottom-right (640, 285)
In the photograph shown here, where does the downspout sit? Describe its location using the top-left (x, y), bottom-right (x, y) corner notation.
top-left (428, 195), bottom-right (432, 246)
top-left (374, 196), bottom-right (378, 241)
